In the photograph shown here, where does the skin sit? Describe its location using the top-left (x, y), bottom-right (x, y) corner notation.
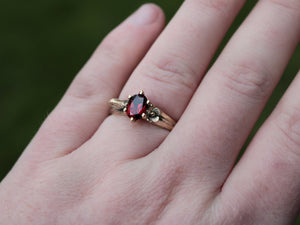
top-left (0, 0), bottom-right (300, 224)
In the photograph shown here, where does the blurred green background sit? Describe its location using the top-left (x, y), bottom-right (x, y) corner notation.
top-left (0, 0), bottom-right (299, 223)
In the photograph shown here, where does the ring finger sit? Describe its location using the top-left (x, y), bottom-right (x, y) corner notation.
top-left (89, 0), bottom-right (246, 160)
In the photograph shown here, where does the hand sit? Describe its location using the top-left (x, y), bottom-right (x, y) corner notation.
top-left (1, 1), bottom-right (300, 224)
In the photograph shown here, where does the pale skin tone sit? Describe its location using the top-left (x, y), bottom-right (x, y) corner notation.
top-left (0, 0), bottom-right (300, 224)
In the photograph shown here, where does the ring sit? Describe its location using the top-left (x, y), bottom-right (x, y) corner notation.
top-left (109, 90), bottom-right (176, 131)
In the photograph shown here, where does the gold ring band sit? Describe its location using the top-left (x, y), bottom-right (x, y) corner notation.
top-left (109, 90), bottom-right (176, 131)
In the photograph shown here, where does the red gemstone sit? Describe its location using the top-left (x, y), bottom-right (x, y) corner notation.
top-left (126, 94), bottom-right (148, 120)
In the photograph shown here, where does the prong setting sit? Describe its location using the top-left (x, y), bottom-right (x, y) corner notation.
top-left (146, 100), bottom-right (153, 107)
top-left (109, 90), bottom-right (176, 131)
top-left (142, 113), bottom-right (147, 119)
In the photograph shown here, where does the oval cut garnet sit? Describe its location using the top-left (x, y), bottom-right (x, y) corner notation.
top-left (127, 94), bottom-right (148, 120)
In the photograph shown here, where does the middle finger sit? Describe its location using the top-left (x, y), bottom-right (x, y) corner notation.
top-left (161, 0), bottom-right (300, 188)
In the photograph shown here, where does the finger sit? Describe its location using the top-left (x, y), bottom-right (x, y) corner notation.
top-left (120, 0), bottom-right (246, 119)
top-left (24, 4), bottom-right (165, 160)
top-left (90, 0), bottom-right (246, 160)
top-left (219, 71), bottom-right (300, 224)
top-left (160, 0), bottom-right (300, 186)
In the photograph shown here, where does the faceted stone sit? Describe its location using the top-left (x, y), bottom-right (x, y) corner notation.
top-left (126, 94), bottom-right (148, 120)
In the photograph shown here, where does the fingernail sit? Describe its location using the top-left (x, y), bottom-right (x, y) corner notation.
top-left (128, 4), bottom-right (159, 25)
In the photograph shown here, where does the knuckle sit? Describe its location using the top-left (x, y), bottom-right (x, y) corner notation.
top-left (97, 20), bottom-right (143, 63)
top-left (68, 71), bottom-right (112, 101)
top-left (67, 28), bottom-right (130, 101)
top-left (274, 104), bottom-right (300, 153)
top-left (220, 61), bottom-right (272, 102)
top-left (191, 0), bottom-right (239, 13)
top-left (258, 1), bottom-right (300, 46)
top-left (266, 0), bottom-right (300, 11)
top-left (142, 54), bottom-right (198, 92)
top-left (97, 31), bottom-right (124, 63)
